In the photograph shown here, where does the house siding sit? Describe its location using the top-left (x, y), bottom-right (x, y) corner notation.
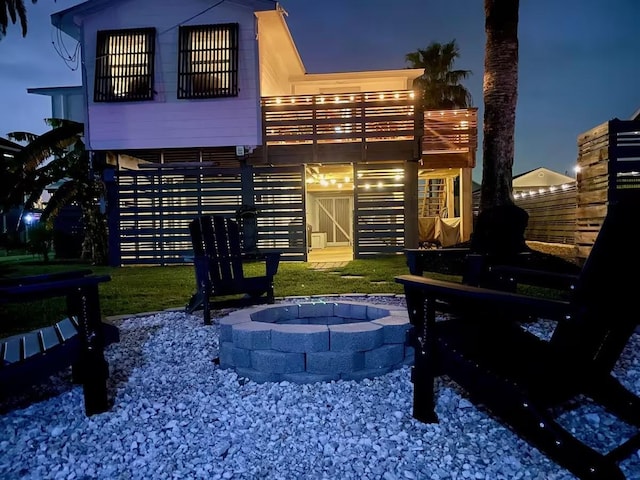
top-left (80, 0), bottom-right (265, 150)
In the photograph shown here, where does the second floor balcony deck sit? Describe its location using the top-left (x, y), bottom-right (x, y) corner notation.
top-left (261, 90), bottom-right (477, 168)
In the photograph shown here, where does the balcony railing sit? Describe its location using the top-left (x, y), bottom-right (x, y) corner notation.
top-left (422, 108), bottom-right (478, 155)
top-left (262, 90), bottom-right (417, 146)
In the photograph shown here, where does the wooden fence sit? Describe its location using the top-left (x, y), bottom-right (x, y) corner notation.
top-left (514, 184), bottom-right (577, 245)
top-left (576, 118), bottom-right (640, 261)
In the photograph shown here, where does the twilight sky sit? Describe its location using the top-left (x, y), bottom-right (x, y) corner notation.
top-left (1, 0), bottom-right (638, 182)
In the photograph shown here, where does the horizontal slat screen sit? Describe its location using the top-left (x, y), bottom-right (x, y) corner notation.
top-left (354, 162), bottom-right (406, 258)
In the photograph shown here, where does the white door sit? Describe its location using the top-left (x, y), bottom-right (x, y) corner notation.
top-left (317, 196), bottom-right (352, 246)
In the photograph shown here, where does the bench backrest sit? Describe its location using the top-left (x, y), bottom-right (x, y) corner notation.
top-left (189, 215), bottom-right (245, 288)
top-left (550, 199), bottom-right (639, 372)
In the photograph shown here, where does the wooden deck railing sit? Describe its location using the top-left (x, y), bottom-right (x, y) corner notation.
top-left (262, 90), bottom-right (417, 146)
top-left (422, 108), bottom-right (478, 155)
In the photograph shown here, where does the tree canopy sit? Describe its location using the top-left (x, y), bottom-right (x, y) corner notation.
top-left (405, 40), bottom-right (473, 110)
top-left (3, 119), bottom-right (109, 264)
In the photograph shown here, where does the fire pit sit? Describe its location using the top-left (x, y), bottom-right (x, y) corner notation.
top-left (218, 300), bottom-right (413, 383)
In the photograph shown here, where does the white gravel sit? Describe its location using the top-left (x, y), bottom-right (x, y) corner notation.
top-left (1, 296), bottom-right (639, 480)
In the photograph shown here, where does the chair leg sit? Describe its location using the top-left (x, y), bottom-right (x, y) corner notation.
top-left (411, 357), bottom-right (439, 423)
top-left (494, 395), bottom-right (626, 480)
top-left (586, 374), bottom-right (640, 426)
top-left (202, 291), bottom-right (211, 325)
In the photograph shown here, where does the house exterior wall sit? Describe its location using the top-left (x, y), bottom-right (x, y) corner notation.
top-left (257, 11), bottom-right (305, 96)
top-left (79, 0), bottom-right (271, 151)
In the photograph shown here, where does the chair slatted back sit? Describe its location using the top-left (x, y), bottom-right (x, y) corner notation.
top-left (189, 215), bottom-right (245, 291)
top-left (550, 199), bottom-right (639, 372)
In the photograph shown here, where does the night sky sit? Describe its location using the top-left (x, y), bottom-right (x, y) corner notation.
top-left (1, 0), bottom-right (638, 182)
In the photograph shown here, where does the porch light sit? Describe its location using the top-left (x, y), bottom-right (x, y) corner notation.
top-left (379, 93), bottom-right (385, 100)
top-left (276, 97), bottom-right (281, 104)
top-left (334, 96), bottom-right (340, 102)
top-left (394, 92), bottom-right (400, 99)
top-left (290, 98), bottom-right (296, 104)
top-left (350, 95), bottom-right (355, 101)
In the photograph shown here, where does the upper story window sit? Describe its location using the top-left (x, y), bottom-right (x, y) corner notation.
top-left (94, 28), bottom-right (155, 102)
top-left (178, 23), bottom-right (239, 99)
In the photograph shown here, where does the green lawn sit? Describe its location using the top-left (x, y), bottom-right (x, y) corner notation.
top-left (0, 254), bottom-right (460, 337)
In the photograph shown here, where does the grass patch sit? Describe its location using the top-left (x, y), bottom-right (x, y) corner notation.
top-left (0, 250), bottom-right (570, 338)
top-left (0, 255), bottom-right (423, 337)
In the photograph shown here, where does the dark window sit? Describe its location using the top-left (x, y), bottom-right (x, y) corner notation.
top-left (178, 23), bottom-right (239, 99)
top-left (94, 28), bottom-right (155, 102)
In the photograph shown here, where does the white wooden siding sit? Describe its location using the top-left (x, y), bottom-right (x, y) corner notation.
top-left (80, 0), bottom-right (265, 150)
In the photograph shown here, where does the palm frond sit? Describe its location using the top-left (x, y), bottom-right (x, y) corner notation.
top-left (7, 131), bottom-right (38, 144)
top-left (41, 180), bottom-right (80, 225)
top-left (14, 120), bottom-right (84, 172)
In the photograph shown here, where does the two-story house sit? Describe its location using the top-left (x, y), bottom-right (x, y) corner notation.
top-left (46, 0), bottom-right (477, 266)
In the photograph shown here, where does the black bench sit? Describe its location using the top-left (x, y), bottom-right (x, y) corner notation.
top-left (0, 270), bottom-right (119, 416)
top-left (396, 199), bottom-right (640, 479)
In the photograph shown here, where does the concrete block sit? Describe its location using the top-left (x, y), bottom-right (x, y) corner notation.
top-left (306, 351), bottom-right (364, 374)
top-left (364, 344), bottom-right (405, 369)
top-left (329, 323), bottom-right (383, 351)
top-left (365, 305), bottom-right (390, 320)
top-left (250, 304), bottom-right (298, 323)
top-left (218, 342), bottom-right (235, 369)
top-left (232, 322), bottom-right (272, 350)
top-left (271, 324), bottom-right (329, 353)
top-left (404, 346), bottom-right (415, 365)
top-left (250, 350), bottom-right (305, 374)
top-left (298, 302), bottom-right (335, 318)
top-left (334, 302), bottom-right (368, 320)
top-left (219, 314), bottom-right (251, 343)
top-left (372, 316), bottom-right (412, 344)
top-left (231, 346), bottom-right (252, 368)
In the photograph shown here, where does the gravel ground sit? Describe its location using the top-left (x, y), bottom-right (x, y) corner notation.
top-left (1, 295), bottom-right (639, 480)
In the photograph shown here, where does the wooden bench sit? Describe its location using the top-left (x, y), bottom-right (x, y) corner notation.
top-left (186, 215), bottom-right (281, 325)
top-left (396, 199), bottom-right (640, 479)
top-left (0, 270), bottom-right (119, 416)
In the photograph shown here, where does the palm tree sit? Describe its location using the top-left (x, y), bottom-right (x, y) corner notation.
top-left (479, 0), bottom-right (520, 211)
top-left (405, 40), bottom-right (473, 109)
top-left (0, 0), bottom-right (37, 38)
top-left (4, 119), bottom-right (109, 265)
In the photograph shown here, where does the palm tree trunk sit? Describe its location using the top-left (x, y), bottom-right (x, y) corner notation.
top-left (480, 0), bottom-right (519, 212)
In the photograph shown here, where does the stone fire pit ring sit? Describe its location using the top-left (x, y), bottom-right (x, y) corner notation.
top-left (218, 300), bottom-right (413, 383)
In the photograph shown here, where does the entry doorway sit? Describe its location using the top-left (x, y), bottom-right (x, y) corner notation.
top-left (305, 163), bottom-right (354, 262)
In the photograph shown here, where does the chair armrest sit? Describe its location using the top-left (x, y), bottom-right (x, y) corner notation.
top-left (487, 265), bottom-right (579, 291)
top-left (0, 275), bottom-right (111, 303)
top-left (0, 269), bottom-right (94, 287)
top-left (395, 274), bottom-right (570, 321)
top-left (263, 252), bottom-right (281, 277)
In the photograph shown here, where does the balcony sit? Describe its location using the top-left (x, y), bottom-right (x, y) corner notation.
top-left (260, 90), bottom-right (477, 168)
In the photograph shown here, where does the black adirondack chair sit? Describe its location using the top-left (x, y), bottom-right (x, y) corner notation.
top-left (396, 199), bottom-right (640, 479)
top-left (0, 270), bottom-right (119, 416)
top-left (186, 215), bottom-right (281, 325)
